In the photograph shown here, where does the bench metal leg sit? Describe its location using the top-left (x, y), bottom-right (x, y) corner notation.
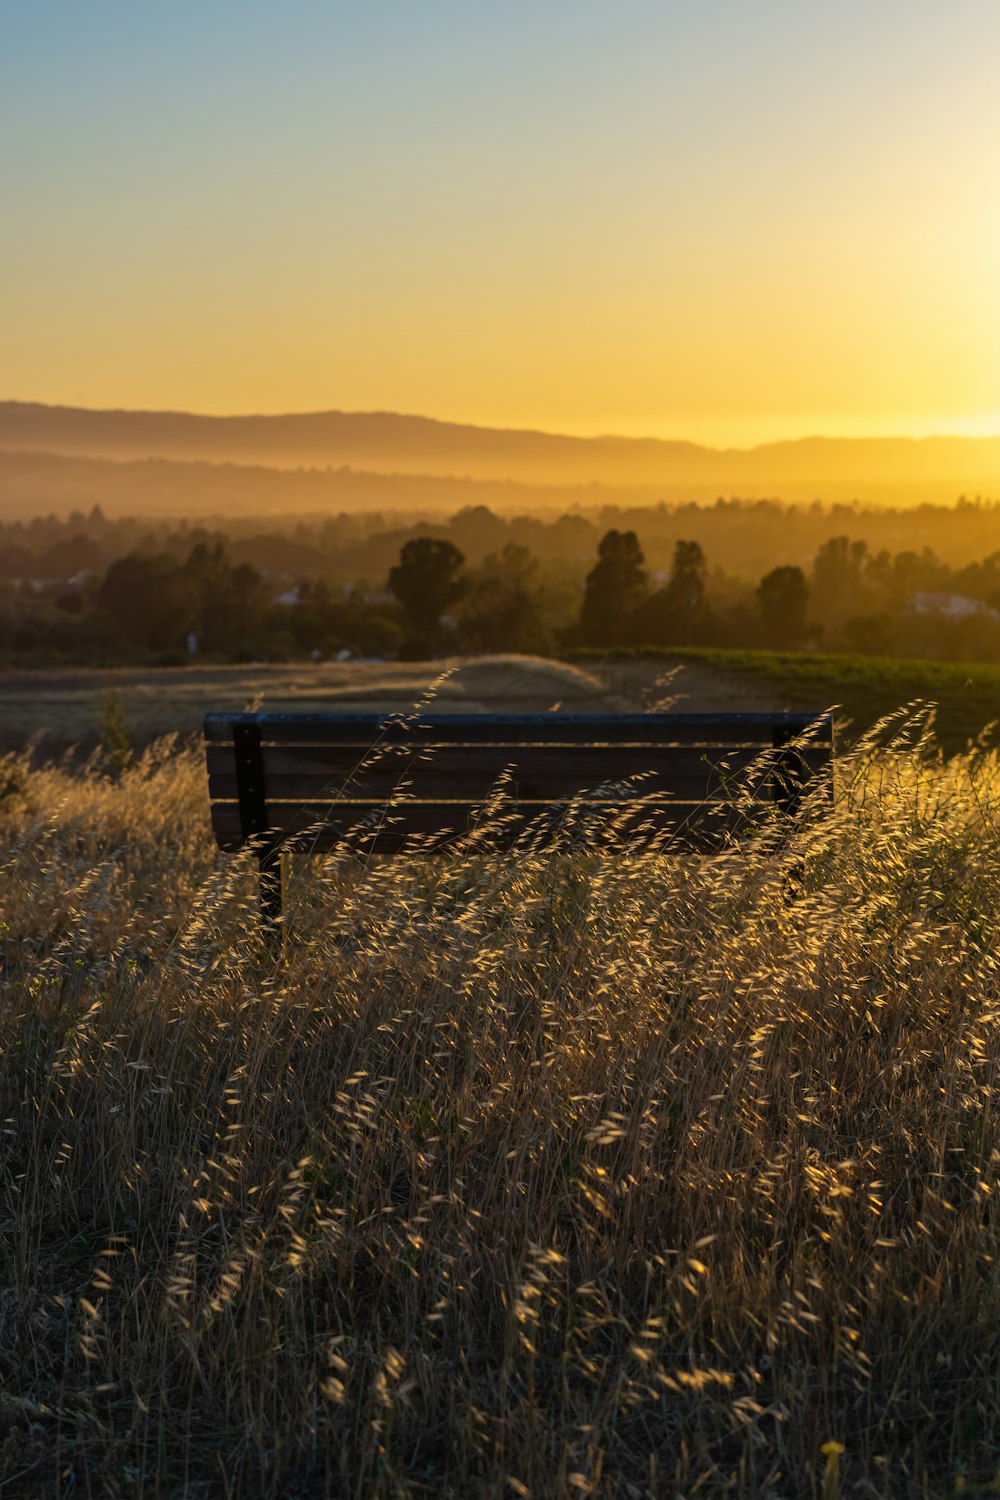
top-left (258, 846), bottom-right (284, 953)
top-left (771, 723), bottom-right (833, 903)
top-left (771, 724), bottom-right (806, 820)
top-left (233, 721), bottom-right (283, 953)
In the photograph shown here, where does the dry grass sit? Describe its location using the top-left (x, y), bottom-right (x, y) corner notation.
top-left (1, 710), bottom-right (1000, 1497)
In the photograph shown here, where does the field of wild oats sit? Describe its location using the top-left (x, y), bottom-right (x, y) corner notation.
top-left (2, 711), bottom-right (1000, 1498)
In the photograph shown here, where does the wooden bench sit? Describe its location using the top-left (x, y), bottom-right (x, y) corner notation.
top-left (204, 710), bottom-right (834, 945)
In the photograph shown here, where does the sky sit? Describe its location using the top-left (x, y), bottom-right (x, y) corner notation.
top-left (3, 0), bottom-right (1000, 446)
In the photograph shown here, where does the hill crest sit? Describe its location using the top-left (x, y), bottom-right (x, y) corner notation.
top-left (3, 400), bottom-right (1000, 493)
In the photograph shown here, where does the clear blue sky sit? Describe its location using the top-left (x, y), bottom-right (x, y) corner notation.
top-left (4, 1), bottom-right (1000, 442)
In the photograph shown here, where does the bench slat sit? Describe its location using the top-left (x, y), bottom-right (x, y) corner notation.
top-left (203, 743), bottom-right (819, 778)
top-left (207, 762), bottom-right (829, 805)
top-left (209, 797), bottom-right (769, 854)
top-left (203, 710), bottom-right (831, 748)
top-left (205, 743), bottom-right (830, 801)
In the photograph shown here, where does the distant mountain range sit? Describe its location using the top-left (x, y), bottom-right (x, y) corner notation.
top-left (0, 447), bottom-right (598, 521)
top-left (2, 401), bottom-right (1000, 514)
top-left (5, 400), bottom-right (1000, 486)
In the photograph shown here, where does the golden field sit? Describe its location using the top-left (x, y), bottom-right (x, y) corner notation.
top-left (1, 708), bottom-right (999, 1496)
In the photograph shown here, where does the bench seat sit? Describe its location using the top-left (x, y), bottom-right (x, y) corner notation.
top-left (204, 710), bottom-right (833, 941)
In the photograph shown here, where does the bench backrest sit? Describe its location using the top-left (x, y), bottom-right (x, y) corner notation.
top-left (204, 710), bottom-right (833, 856)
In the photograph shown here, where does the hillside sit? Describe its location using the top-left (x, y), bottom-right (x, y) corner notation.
top-left (0, 447), bottom-right (604, 521)
top-left (3, 400), bottom-right (1000, 499)
top-left (6, 446), bottom-right (998, 524)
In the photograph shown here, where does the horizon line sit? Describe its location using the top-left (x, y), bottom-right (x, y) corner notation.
top-left (4, 397), bottom-right (1000, 453)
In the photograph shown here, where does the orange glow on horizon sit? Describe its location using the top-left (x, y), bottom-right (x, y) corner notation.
top-left (4, 3), bottom-right (1000, 451)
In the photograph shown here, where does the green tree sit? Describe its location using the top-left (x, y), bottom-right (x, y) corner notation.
top-left (183, 542), bottom-right (266, 655)
top-left (665, 540), bottom-right (707, 619)
top-left (633, 539), bottom-right (710, 645)
top-left (388, 537), bottom-right (466, 654)
top-left (811, 536), bottom-right (870, 625)
top-left (579, 530), bottom-right (647, 646)
top-left (98, 553), bottom-right (193, 651)
top-left (455, 543), bottom-right (549, 654)
top-left (757, 564), bottom-right (809, 646)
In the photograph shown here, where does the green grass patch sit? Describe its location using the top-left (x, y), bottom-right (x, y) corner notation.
top-left (573, 646), bottom-right (1000, 754)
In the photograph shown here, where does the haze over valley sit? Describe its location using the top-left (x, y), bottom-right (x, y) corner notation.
top-left (3, 400), bottom-right (1000, 520)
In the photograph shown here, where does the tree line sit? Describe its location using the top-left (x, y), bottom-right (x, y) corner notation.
top-left (5, 507), bottom-right (1000, 667)
top-left (5, 493), bottom-right (1000, 585)
top-left (9, 495), bottom-right (1000, 666)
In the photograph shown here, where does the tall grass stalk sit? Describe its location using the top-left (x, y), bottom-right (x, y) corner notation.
top-left (1, 712), bottom-right (999, 1496)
